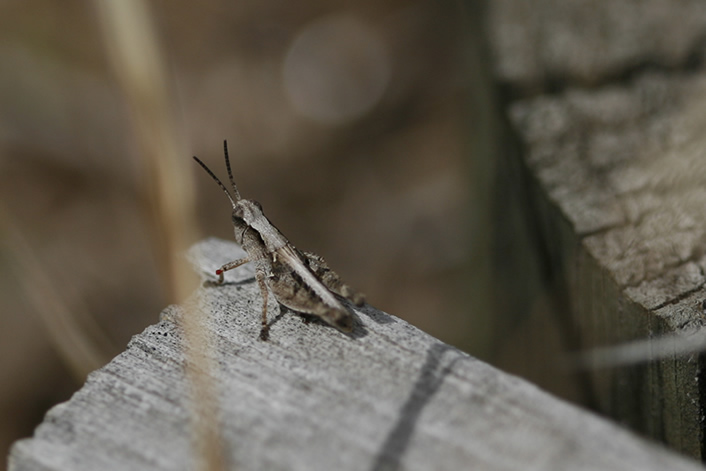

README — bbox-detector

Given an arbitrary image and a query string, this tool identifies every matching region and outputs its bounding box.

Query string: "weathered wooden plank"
[8,238,705,470]
[507,72,706,457]
[487,0,706,458]
[488,0,706,92]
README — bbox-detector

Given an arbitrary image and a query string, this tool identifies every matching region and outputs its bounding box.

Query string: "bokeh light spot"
[283,14,390,126]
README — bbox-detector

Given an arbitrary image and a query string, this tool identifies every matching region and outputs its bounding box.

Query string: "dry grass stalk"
[94,2,226,469]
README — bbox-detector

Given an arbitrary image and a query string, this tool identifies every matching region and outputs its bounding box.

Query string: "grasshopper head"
[231,200,263,243]
[232,199,264,226]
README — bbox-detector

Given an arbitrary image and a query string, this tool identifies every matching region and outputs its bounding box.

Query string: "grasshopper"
[193,142,365,340]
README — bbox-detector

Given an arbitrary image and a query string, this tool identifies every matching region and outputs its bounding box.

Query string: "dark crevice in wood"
[646,283,706,312]
[499,33,706,103]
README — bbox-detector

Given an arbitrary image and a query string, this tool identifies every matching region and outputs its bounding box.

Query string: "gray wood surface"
[488,0,706,91]
[487,0,706,459]
[8,238,705,471]
[506,72,706,458]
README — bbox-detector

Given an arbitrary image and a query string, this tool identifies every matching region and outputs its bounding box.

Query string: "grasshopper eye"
[252,200,263,211]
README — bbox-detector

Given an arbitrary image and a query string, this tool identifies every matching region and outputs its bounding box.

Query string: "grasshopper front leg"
[215,257,250,284]
[216,256,272,340]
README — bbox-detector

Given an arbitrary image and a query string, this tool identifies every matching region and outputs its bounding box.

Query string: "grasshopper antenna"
[222,140,241,200]
[193,155,237,209]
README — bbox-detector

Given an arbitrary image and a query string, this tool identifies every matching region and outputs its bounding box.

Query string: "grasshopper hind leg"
[300,250,366,306]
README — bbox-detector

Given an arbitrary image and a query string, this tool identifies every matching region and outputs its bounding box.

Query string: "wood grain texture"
[488,0,706,92]
[8,238,704,471]
[487,0,706,459]
[508,72,706,457]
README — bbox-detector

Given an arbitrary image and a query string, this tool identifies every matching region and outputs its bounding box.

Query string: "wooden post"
[489,0,706,458]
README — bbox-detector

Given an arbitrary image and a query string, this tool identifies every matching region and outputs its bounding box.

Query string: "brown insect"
[193,141,365,340]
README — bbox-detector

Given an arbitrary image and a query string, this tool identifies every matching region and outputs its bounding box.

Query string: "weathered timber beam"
[488,0,706,459]
[8,238,704,471]
[507,71,706,458]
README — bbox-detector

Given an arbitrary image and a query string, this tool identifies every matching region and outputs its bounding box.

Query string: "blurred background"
[0,0,497,465]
